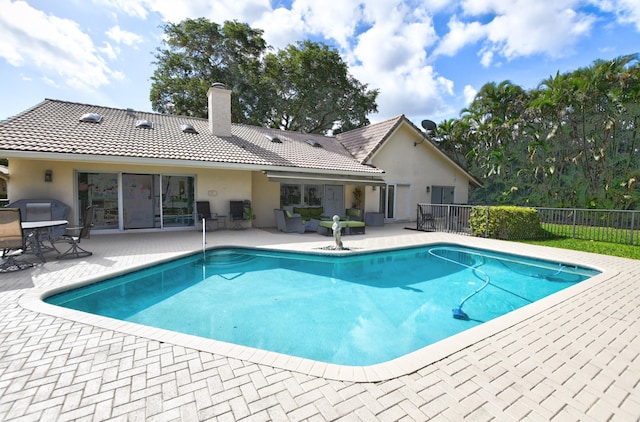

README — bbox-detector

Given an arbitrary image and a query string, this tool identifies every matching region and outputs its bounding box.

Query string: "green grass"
[541,222,638,246]
[520,237,640,260]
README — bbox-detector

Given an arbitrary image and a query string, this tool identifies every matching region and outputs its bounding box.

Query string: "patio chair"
[53,205,95,260]
[230,200,254,229]
[417,206,436,231]
[0,208,33,271]
[196,201,222,231]
[274,209,305,233]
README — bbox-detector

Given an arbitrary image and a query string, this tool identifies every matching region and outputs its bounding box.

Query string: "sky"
[1,0,639,127]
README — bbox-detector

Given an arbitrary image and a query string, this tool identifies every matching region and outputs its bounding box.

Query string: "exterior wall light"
[45,170,52,182]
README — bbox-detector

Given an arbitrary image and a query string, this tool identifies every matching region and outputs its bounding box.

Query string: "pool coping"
[19,239,614,383]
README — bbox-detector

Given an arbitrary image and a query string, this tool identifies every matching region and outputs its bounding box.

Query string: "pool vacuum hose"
[428,247,491,320]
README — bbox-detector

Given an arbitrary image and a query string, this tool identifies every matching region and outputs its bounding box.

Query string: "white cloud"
[252,6,305,49]
[463,84,477,105]
[99,42,119,60]
[0,0,123,92]
[434,16,486,57]
[590,0,640,30]
[106,25,143,46]
[41,76,61,88]
[290,0,364,49]
[438,0,597,65]
[348,2,448,121]
[91,0,150,19]
[104,0,271,24]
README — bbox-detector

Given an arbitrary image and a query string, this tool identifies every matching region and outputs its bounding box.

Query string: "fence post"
[631,211,636,245]
[572,208,577,239]
[485,206,490,238]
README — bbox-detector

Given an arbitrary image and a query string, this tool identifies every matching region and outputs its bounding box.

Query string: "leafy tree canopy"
[150,19,378,134]
[436,54,640,210]
[150,19,266,122]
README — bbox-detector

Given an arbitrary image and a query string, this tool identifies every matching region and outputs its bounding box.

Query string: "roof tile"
[0,99,383,175]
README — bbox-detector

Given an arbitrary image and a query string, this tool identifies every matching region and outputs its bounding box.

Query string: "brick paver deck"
[0,225,638,421]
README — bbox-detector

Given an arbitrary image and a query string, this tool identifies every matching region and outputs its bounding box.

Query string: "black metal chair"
[229,200,246,229]
[196,201,222,231]
[53,205,95,260]
[417,205,436,231]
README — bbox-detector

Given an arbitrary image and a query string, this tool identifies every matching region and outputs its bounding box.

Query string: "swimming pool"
[44,244,599,367]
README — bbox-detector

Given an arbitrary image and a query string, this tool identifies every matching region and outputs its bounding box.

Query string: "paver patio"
[0,224,638,421]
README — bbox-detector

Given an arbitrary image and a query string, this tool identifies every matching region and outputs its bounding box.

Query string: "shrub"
[470,206,544,239]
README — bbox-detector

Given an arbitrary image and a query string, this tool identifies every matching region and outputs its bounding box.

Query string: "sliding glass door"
[77,171,195,230]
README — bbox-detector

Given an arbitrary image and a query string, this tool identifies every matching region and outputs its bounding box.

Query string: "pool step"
[201,251,257,266]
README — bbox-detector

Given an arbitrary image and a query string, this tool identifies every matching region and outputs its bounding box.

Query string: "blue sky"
[1,0,639,127]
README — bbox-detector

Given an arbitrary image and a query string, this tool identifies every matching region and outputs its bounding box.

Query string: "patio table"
[21,220,68,262]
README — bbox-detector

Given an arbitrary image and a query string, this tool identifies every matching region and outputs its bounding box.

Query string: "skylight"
[181,124,198,134]
[79,113,102,123]
[306,139,322,148]
[136,119,153,129]
[266,134,282,143]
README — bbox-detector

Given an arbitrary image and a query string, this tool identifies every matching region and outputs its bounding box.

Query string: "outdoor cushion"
[293,207,323,221]
[346,208,363,220]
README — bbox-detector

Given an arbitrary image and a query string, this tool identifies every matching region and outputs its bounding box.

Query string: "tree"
[258,41,377,134]
[438,54,640,209]
[150,20,378,134]
[150,19,266,121]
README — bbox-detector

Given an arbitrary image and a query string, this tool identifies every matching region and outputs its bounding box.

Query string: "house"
[0,83,480,232]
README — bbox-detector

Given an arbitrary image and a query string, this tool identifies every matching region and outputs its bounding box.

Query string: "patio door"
[380,183,410,221]
[122,173,156,229]
[323,185,344,217]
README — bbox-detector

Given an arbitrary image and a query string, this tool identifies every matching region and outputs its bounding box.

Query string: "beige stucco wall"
[251,171,280,228]
[8,160,76,218]
[369,123,471,221]
[8,158,258,226]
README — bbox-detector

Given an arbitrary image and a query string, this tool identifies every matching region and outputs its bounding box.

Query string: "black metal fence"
[416,203,640,246]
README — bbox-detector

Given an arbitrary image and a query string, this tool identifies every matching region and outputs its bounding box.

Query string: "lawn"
[521,237,640,260]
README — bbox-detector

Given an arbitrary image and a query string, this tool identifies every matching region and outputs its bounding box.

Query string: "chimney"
[207,82,231,137]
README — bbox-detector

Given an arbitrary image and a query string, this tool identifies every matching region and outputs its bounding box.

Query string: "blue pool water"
[45,244,599,366]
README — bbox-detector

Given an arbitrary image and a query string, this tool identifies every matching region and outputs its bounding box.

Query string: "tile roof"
[339,114,483,187]
[0,99,383,175]
[337,115,404,163]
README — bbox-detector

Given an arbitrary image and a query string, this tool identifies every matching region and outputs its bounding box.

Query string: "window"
[304,185,323,206]
[77,172,119,229]
[162,175,195,227]
[281,184,325,207]
[280,184,301,206]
